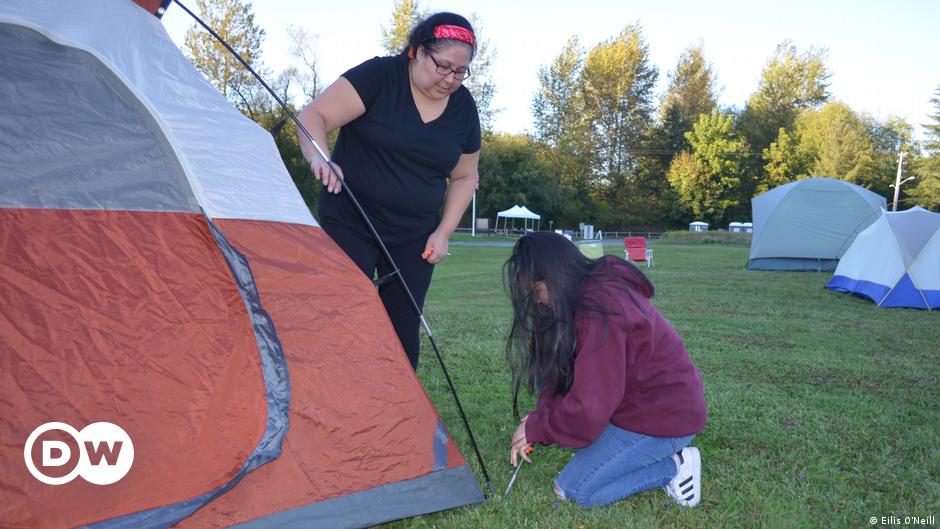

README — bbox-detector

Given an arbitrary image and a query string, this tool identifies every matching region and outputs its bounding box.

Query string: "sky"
[161,0,940,140]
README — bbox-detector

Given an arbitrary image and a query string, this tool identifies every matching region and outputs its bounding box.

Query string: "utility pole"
[890,151,915,211]
[892,152,905,211]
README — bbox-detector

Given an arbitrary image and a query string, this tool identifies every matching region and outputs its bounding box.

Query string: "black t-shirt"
[318,55,481,245]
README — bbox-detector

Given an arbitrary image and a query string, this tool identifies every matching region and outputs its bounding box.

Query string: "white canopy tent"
[495,204,541,233]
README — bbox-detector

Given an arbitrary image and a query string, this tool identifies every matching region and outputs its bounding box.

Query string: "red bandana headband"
[433,24,475,47]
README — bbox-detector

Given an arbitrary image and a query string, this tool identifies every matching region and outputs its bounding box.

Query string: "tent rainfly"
[0,1,483,528]
[495,204,540,232]
[826,206,940,309]
[746,177,886,271]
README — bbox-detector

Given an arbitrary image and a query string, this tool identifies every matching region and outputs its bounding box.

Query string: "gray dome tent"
[746,178,886,271]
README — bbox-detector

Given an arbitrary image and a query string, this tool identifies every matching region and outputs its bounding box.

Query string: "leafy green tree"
[665,151,704,218]
[667,110,749,225]
[184,0,268,118]
[380,0,425,55]
[760,106,916,204]
[531,36,589,189]
[639,43,719,227]
[636,105,688,225]
[579,24,658,181]
[796,101,875,185]
[529,37,621,227]
[911,161,940,211]
[575,25,659,229]
[532,37,584,150]
[659,43,718,152]
[866,116,917,203]
[909,87,940,210]
[760,127,812,193]
[740,40,830,153]
[476,134,572,227]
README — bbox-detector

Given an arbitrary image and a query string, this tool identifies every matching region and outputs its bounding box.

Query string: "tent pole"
[173,0,494,496]
[471,191,476,237]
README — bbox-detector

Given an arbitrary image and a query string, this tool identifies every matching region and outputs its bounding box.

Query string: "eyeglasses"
[427,53,471,81]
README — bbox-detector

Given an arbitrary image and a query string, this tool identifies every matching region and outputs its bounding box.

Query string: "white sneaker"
[665,447,701,507]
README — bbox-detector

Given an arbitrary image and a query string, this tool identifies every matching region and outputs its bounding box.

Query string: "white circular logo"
[24,421,134,485]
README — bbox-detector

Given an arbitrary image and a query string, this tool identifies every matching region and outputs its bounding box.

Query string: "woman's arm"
[296,77,366,194]
[423,150,480,264]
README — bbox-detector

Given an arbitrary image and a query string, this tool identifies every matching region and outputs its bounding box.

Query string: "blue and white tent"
[826,207,940,310]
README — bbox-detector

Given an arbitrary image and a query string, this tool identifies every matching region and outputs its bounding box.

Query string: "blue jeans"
[555,424,694,507]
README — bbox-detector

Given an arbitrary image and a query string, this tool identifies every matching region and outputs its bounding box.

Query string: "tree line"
[183,0,940,231]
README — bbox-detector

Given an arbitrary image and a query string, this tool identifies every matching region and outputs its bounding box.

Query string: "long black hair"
[503,232,654,419]
[400,12,476,60]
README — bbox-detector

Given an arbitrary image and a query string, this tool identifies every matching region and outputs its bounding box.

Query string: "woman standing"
[505,233,707,508]
[298,13,480,370]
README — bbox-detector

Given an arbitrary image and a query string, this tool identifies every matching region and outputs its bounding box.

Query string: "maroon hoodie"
[525,256,707,448]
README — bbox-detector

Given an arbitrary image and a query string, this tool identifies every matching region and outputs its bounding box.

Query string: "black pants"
[322,220,433,370]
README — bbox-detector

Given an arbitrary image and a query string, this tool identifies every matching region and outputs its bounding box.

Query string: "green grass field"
[388,242,939,529]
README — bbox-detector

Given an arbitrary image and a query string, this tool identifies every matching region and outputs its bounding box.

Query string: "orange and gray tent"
[0,1,483,528]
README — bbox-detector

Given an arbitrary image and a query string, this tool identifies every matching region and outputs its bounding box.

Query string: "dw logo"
[23,422,134,485]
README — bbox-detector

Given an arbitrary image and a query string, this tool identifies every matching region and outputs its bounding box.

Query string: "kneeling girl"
[505,233,707,507]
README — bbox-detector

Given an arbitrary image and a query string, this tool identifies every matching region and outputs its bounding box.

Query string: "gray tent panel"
[745,257,840,272]
[749,180,792,239]
[886,208,940,264]
[747,178,885,271]
[231,465,484,529]
[0,24,197,212]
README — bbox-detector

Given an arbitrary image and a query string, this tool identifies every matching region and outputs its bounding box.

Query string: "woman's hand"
[309,156,344,194]
[297,77,364,193]
[509,415,532,467]
[423,230,449,264]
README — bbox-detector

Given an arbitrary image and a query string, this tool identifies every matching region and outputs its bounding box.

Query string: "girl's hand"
[309,157,344,194]
[509,415,532,467]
